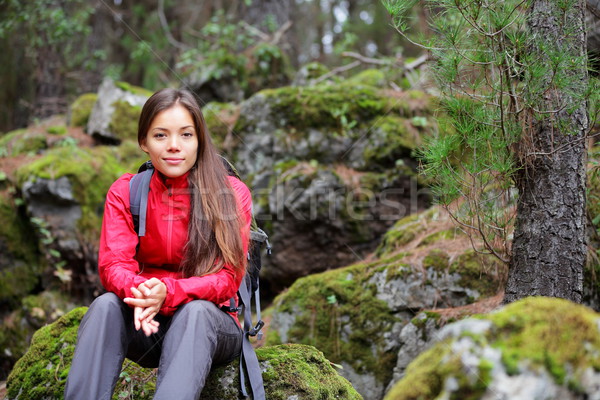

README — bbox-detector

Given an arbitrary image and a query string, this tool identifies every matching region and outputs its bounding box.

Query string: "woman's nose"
[166,135,180,151]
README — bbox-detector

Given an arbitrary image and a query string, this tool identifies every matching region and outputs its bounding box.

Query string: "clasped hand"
[124,278,167,336]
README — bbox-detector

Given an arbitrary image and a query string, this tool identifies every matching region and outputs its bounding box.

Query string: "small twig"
[157,0,190,50]
[270,21,293,45]
[313,60,361,84]
[341,51,391,66]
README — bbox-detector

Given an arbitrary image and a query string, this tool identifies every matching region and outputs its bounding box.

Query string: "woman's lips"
[163,158,184,165]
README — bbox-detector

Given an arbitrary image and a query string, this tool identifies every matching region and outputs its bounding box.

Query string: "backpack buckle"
[220,305,242,313]
[248,320,265,338]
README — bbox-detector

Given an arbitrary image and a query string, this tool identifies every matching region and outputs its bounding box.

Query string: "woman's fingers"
[133,306,142,331]
[140,318,159,336]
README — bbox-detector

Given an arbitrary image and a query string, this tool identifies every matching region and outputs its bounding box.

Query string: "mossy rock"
[422,249,450,270]
[108,100,143,142]
[237,81,433,134]
[346,69,388,88]
[292,62,332,86]
[361,115,421,170]
[202,344,362,400]
[6,308,361,400]
[114,81,153,98]
[6,307,85,399]
[267,257,405,386]
[385,297,600,400]
[449,250,502,299]
[87,78,150,142]
[375,211,428,257]
[46,125,67,135]
[15,146,128,241]
[0,191,41,305]
[68,93,98,127]
[0,129,47,157]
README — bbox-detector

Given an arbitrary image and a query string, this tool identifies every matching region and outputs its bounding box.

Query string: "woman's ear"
[140,141,149,153]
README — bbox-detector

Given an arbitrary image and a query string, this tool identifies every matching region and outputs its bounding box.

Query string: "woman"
[65,88,252,400]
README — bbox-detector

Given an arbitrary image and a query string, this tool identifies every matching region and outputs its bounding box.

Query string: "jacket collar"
[152,170,190,189]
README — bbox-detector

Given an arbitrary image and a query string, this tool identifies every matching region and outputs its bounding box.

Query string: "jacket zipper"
[167,185,173,262]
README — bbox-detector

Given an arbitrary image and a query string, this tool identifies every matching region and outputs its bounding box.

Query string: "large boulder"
[15,145,146,301]
[385,297,600,400]
[86,78,151,143]
[266,206,503,400]
[231,77,436,293]
[6,308,362,400]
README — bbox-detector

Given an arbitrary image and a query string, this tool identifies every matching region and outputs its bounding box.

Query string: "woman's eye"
[183,132,194,137]
[153,133,166,139]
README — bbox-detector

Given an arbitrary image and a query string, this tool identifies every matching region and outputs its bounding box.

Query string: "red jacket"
[98,171,252,317]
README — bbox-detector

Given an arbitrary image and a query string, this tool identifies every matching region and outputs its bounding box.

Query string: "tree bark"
[504,0,589,303]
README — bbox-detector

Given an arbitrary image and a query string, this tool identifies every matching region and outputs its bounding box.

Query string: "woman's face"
[140,103,199,178]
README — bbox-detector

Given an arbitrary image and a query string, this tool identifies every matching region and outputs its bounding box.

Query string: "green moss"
[109,100,143,142]
[16,146,128,241]
[0,192,42,304]
[480,297,600,384]
[267,257,402,384]
[362,115,419,169]
[0,129,47,157]
[46,125,67,135]
[203,344,361,400]
[6,307,86,399]
[299,62,331,81]
[422,249,450,270]
[383,338,490,400]
[375,213,425,256]
[384,341,456,400]
[420,229,458,246]
[251,83,416,133]
[448,250,501,298]
[114,81,153,97]
[69,93,98,127]
[347,69,387,88]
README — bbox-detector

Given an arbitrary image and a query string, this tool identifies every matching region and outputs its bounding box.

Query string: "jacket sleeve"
[98,175,147,299]
[158,176,252,316]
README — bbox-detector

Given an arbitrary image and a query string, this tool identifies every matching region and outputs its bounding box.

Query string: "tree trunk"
[504,0,589,303]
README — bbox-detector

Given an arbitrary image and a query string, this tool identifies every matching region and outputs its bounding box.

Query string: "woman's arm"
[158,176,253,315]
[98,175,147,299]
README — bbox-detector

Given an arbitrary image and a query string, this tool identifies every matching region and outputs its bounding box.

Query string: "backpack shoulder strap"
[129,163,154,237]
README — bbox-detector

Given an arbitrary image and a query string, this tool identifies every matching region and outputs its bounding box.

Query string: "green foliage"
[0,0,96,85]
[176,12,290,98]
[384,0,596,263]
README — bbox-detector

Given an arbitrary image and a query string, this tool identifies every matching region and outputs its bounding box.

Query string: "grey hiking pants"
[64,292,243,400]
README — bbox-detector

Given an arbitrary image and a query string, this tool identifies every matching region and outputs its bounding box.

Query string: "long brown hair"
[138,88,247,278]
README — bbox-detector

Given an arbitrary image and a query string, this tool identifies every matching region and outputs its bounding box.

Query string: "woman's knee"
[174,300,216,319]
[86,292,126,319]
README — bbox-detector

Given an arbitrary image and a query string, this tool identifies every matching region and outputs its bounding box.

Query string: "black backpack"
[128,159,271,399]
